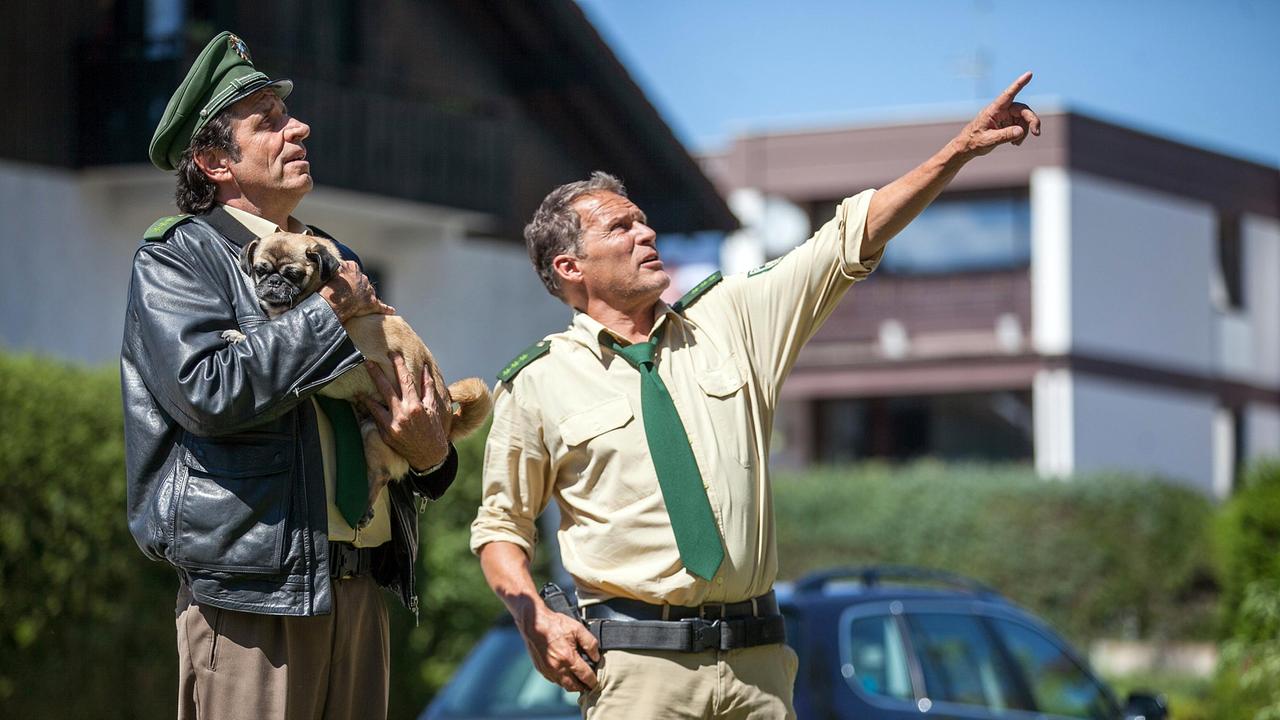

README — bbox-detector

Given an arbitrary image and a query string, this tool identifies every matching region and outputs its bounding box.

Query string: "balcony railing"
[74,38,511,217]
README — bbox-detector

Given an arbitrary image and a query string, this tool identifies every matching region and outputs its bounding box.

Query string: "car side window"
[841,614,914,701]
[904,612,1033,712]
[991,618,1114,720]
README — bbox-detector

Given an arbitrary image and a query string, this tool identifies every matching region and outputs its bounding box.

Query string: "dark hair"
[523,171,626,299]
[174,112,240,215]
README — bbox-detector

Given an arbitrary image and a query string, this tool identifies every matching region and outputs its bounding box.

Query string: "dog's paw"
[356,506,376,530]
[221,329,247,344]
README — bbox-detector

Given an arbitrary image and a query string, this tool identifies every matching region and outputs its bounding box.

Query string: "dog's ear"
[239,239,260,277]
[307,243,341,284]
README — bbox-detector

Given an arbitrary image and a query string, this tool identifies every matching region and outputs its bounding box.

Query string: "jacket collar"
[200,205,259,249]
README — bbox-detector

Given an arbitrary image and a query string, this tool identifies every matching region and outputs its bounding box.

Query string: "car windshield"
[430,625,578,718]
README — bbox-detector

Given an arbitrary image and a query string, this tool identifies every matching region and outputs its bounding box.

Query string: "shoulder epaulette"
[143,214,193,242]
[496,339,552,383]
[672,271,723,314]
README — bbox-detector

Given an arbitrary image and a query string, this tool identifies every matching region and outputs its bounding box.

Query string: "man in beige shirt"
[471,73,1041,718]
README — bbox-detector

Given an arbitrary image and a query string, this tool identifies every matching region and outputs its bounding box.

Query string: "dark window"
[1217,212,1244,310]
[990,618,1115,719]
[878,193,1031,275]
[841,614,914,701]
[903,613,1032,712]
[815,391,1033,464]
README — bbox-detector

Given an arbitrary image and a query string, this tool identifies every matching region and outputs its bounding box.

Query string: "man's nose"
[637,223,658,245]
[284,117,310,143]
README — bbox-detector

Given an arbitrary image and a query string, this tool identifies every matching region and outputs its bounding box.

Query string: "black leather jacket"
[121,206,456,617]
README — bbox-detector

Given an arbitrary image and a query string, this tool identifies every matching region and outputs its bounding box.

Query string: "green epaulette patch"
[143,214,193,242]
[747,257,782,277]
[496,340,551,383]
[672,271,723,314]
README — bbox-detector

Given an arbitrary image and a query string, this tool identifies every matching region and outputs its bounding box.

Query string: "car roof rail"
[793,565,1001,597]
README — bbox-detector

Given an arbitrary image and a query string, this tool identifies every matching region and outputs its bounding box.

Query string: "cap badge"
[227,34,251,62]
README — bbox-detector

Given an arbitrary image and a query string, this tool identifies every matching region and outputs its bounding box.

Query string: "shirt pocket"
[559,395,634,447]
[556,395,649,511]
[696,356,754,468]
[170,432,293,574]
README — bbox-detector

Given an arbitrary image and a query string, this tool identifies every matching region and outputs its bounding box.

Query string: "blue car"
[422,566,1166,720]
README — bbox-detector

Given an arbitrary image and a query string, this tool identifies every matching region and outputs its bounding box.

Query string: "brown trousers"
[176,575,389,720]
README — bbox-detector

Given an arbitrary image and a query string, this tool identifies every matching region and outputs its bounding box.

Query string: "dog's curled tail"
[447,377,493,441]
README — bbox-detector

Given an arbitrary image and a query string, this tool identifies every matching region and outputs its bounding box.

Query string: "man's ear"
[551,253,583,288]
[192,147,234,183]
[239,239,260,277]
[307,244,341,284]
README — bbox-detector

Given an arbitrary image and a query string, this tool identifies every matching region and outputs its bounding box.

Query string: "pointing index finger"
[993,71,1033,107]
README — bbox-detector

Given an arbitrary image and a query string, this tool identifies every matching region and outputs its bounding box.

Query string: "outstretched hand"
[953,71,1041,158]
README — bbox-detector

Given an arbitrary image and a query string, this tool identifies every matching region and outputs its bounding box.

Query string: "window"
[904,613,1032,712]
[841,614,914,701]
[991,618,1114,719]
[815,391,1034,464]
[878,194,1031,275]
[1215,212,1244,310]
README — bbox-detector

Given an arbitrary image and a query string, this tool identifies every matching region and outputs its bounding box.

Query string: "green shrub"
[0,354,176,719]
[1212,461,1280,719]
[773,461,1218,645]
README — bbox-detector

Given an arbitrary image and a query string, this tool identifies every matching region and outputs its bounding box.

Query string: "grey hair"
[524,171,627,299]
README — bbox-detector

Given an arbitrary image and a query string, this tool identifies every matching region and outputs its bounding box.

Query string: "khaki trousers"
[580,643,799,719]
[176,575,389,720]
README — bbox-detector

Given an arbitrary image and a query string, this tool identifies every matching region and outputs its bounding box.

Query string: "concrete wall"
[0,160,568,384]
[1070,374,1217,492]
[1066,170,1216,372]
[0,162,172,364]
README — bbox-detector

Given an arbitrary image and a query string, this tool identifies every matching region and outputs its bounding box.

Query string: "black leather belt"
[329,542,374,580]
[583,591,779,622]
[581,591,785,652]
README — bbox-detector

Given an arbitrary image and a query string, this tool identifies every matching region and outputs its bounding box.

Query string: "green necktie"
[607,329,725,580]
[313,396,369,528]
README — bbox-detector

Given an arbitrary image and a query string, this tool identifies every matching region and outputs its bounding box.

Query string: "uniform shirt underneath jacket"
[221,205,391,547]
[471,189,880,607]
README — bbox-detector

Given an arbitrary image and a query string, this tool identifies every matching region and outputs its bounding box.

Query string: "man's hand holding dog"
[361,353,451,472]
[320,260,395,322]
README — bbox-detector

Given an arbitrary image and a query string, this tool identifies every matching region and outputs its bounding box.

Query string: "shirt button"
[716,577,723,584]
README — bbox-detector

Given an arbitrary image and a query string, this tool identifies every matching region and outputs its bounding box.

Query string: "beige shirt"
[470,190,879,606]
[220,204,391,547]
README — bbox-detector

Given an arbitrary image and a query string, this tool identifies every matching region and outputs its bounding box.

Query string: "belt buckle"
[684,617,722,652]
[699,603,727,620]
[332,544,357,580]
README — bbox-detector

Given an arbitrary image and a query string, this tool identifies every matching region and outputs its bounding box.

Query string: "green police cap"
[148,31,293,171]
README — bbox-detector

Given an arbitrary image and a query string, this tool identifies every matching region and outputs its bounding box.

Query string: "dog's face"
[239,232,341,317]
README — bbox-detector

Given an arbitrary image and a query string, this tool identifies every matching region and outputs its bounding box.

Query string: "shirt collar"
[219,203,311,239]
[569,302,677,360]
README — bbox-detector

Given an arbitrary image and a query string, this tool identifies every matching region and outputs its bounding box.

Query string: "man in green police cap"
[122,31,459,719]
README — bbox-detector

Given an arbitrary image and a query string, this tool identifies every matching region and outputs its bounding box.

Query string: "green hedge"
[0,354,177,718]
[773,462,1218,644]
[1211,461,1280,719]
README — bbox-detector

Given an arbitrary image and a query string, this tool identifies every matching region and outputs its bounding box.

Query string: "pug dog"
[227,231,492,524]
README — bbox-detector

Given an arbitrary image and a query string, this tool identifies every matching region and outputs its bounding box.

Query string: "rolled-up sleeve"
[720,189,879,396]
[470,383,553,559]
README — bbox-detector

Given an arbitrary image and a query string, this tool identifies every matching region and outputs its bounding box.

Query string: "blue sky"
[576,0,1280,167]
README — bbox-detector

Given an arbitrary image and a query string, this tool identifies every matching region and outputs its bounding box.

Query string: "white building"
[701,111,1280,497]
